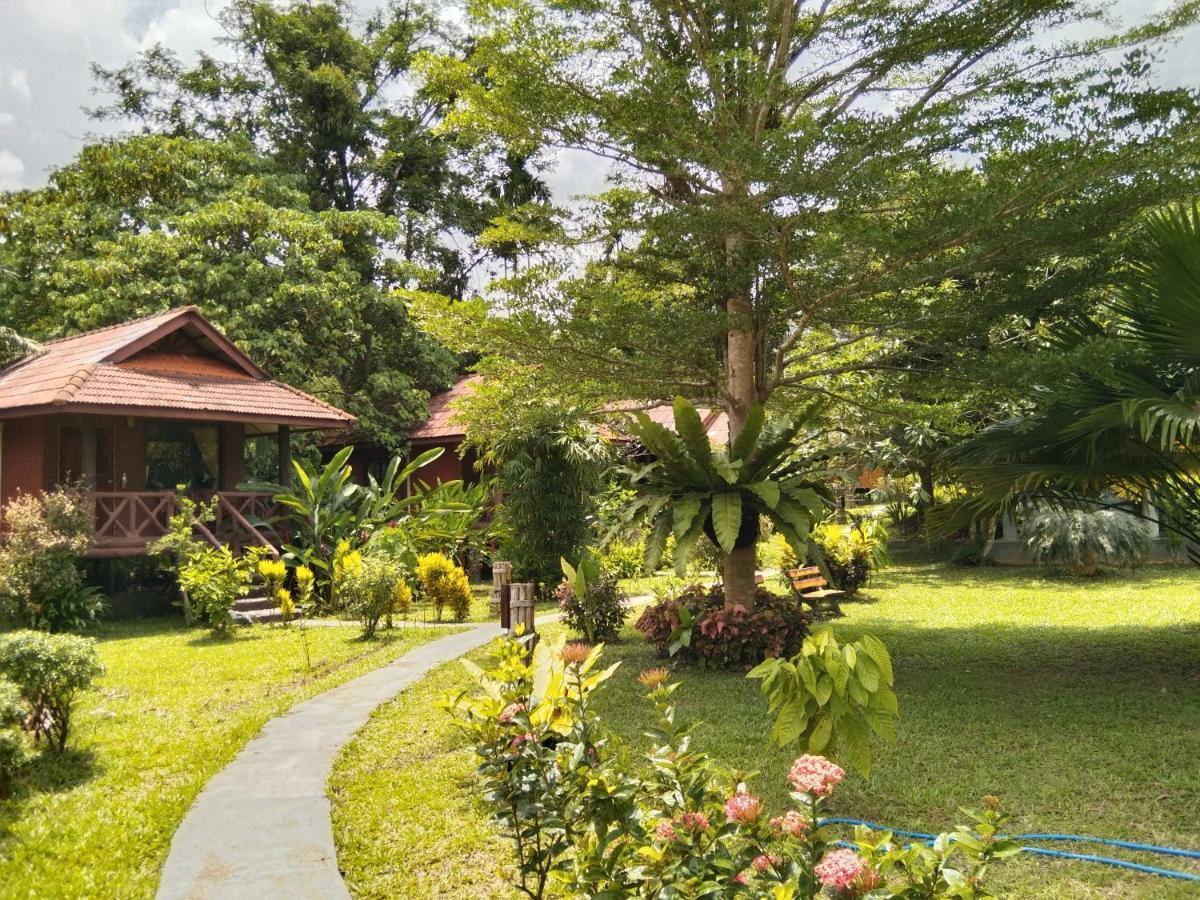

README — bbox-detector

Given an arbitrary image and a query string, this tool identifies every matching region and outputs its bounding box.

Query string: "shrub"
[556,558,628,642]
[597,537,644,579]
[447,634,1017,899]
[634,584,809,668]
[178,547,250,633]
[1024,505,1152,575]
[339,553,411,637]
[416,552,472,622]
[789,516,890,596]
[0,486,103,632]
[0,677,27,785]
[749,628,899,778]
[0,630,103,751]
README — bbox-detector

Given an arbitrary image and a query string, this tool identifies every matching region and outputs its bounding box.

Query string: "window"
[145,422,221,491]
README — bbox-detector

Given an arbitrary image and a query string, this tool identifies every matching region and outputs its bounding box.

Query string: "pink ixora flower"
[675,810,711,832]
[655,821,678,842]
[508,731,536,751]
[732,872,748,886]
[724,790,763,825]
[769,810,809,838]
[752,853,781,874]
[498,702,527,724]
[815,849,870,892]
[787,754,845,798]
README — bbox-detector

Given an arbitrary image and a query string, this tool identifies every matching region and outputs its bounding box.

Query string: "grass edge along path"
[0,619,460,899]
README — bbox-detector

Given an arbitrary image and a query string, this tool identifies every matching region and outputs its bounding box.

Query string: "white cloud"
[5,68,31,100]
[0,113,15,127]
[0,150,27,190]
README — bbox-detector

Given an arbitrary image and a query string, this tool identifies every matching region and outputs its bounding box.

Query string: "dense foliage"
[1023,506,1152,576]
[0,486,103,632]
[0,136,456,448]
[459,374,613,594]
[0,678,27,785]
[338,552,413,638]
[556,556,628,643]
[0,631,103,752]
[446,634,1016,898]
[634,584,809,669]
[750,629,899,778]
[946,204,1200,561]
[416,552,472,623]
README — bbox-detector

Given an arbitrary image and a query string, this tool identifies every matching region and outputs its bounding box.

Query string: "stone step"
[232,595,277,612]
[233,607,284,626]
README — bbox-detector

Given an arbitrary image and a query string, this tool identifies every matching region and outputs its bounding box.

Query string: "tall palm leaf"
[942,203,1200,558]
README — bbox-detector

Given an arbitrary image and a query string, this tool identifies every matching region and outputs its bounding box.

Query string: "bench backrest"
[787,566,827,592]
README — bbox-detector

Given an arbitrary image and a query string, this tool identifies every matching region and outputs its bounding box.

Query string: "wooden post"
[277,425,292,487]
[499,582,511,630]
[509,582,538,659]
[490,560,512,615]
[80,417,97,488]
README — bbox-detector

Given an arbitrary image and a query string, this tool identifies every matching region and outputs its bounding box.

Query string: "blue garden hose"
[819,817,1200,883]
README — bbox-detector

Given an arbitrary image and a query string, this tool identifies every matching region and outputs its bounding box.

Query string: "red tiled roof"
[407,375,728,445]
[408,375,482,440]
[0,307,355,429]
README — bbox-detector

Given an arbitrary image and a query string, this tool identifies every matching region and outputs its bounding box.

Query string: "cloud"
[0,113,15,127]
[0,150,26,190]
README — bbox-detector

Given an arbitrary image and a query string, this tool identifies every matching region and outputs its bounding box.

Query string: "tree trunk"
[723,223,759,611]
[723,545,757,609]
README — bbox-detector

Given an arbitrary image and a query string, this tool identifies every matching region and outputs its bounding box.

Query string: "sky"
[0,0,1197,198]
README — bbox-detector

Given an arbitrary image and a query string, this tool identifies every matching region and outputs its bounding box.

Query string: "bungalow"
[0,306,355,556]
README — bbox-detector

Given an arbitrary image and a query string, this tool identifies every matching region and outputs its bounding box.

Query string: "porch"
[87,490,281,558]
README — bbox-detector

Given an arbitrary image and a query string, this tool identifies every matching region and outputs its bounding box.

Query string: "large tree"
[415,0,1200,606]
[0,135,455,446]
[90,0,515,295]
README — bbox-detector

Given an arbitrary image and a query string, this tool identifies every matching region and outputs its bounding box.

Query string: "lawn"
[0,618,456,899]
[331,558,1200,898]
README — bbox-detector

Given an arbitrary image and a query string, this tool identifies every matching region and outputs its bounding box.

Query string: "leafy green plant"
[557,555,628,642]
[634,584,809,668]
[250,445,448,598]
[749,628,899,778]
[178,548,250,634]
[1023,505,1152,576]
[596,536,644,580]
[0,677,28,785]
[338,553,410,638]
[0,630,104,751]
[416,552,472,622]
[0,485,103,632]
[621,397,833,610]
[447,633,1012,899]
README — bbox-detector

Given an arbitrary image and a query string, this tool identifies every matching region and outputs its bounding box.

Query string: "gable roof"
[407,375,729,445]
[0,307,355,429]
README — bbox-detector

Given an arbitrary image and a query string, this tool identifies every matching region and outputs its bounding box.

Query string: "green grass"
[332,560,1200,898]
[0,618,455,899]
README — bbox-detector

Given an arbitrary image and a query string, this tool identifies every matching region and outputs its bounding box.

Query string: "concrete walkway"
[156,624,501,900]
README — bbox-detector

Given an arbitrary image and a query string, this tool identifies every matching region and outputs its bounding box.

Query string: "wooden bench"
[786,566,845,619]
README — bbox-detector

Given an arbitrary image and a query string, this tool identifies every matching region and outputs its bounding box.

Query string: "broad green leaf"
[809,712,832,753]
[644,508,672,570]
[731,403,765,461]
[772,697,808,746]
[710,492,742,552]
[673,396,715,472]
[672,495,703,540]
[746,480,780,508]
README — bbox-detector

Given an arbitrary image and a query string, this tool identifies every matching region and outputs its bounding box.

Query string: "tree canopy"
[412,0,1200,601]
[0,134,454,447]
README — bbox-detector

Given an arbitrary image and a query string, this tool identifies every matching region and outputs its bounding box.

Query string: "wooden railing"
[86,491,280,558]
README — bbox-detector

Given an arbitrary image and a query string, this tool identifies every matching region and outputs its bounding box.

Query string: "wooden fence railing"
[86,491,280,558]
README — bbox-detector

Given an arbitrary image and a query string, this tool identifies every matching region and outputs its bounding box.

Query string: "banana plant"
[620,397,834,593]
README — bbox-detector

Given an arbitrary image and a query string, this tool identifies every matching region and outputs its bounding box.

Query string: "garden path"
[155,624,501,900]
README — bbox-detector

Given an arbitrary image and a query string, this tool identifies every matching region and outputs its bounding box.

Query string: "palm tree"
[944,203,1200,560]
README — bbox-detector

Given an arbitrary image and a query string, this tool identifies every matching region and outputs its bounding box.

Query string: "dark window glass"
[145,422,221,490]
